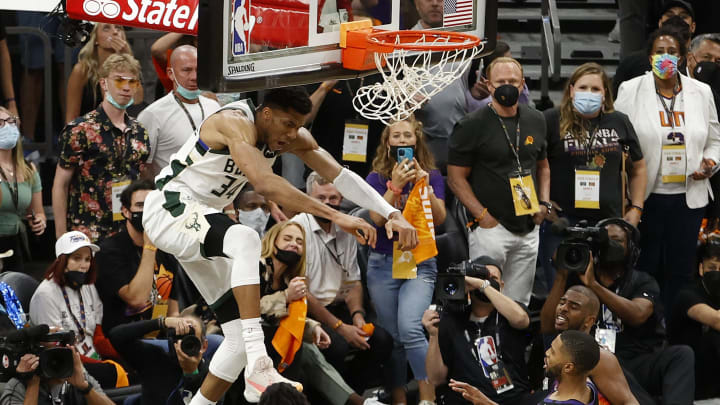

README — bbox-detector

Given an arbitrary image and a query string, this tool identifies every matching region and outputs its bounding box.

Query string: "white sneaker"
[243,356,303,403]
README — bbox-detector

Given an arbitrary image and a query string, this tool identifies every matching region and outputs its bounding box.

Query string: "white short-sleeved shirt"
[138,92,221,169]
[291,213,361,306]
[29,279,103,358]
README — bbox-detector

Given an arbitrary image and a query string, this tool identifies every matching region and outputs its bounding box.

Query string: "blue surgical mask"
[175,80,202,100]
[0,124,20,150]
[572,91,603,115]
[106,91,134,110]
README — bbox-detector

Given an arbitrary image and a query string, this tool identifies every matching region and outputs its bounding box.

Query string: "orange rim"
[366,30,481,53]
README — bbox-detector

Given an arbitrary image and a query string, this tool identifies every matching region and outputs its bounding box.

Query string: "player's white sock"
[189,391,216,405]
[241,317,267,375]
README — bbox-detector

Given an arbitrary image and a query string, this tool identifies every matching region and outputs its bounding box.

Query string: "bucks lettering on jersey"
[155,100,277,211]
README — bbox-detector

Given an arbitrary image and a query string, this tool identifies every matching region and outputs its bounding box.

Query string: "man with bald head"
[138,45,221,175]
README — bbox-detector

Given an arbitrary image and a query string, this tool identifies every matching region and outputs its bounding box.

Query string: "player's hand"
[268,200,288,222]
[286,277,307,302]
[312,325,331,349]
[334,213,377,248]
[449,379,497,405]
[384,212,418,250]
[422,309,440,337]
[337,324,370,350]
[391,160,417,189]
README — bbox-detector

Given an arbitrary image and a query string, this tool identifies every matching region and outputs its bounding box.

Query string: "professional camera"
[435,259,497,313]
[0,325,75,379]
[167,325,201,357]
[553,217,633,273]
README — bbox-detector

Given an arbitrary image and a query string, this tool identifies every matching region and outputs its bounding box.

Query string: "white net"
[352,32,482,125]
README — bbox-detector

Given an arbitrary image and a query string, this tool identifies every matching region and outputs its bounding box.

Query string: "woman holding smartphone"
[365,115,446,405]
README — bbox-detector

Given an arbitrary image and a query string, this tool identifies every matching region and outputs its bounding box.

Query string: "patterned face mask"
[652,53,679,80]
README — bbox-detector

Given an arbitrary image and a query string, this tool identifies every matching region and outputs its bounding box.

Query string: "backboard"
[198,0,497,92]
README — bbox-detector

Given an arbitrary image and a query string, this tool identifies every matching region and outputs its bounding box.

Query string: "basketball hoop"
[343,29,482,125]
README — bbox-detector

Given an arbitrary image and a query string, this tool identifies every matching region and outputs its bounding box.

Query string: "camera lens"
[566,247,583,267]
[181,336,202,357]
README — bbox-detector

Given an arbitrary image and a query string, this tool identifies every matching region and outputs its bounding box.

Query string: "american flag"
[443,0,474,27]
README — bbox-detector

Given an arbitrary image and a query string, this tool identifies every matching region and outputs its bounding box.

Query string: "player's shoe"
[244,356,303,403]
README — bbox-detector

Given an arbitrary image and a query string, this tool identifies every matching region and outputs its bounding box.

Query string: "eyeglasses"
[111,76,140,89]
[0,116,19,127]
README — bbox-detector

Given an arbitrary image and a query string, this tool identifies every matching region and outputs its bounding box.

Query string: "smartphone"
[397,147,414,163]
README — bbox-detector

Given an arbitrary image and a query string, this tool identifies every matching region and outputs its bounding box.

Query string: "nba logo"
[232,0,255,56]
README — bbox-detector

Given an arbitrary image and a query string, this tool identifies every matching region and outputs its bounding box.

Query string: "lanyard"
[582,114,602,166]
[489,104,523,173]
[174,94,205,132]
[61,286,87,340]
[655,81,680,131]
[0,166,18,209]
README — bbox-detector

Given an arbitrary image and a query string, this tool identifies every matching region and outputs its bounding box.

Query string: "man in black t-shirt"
[95,180,180,335]
[573,220,694,405]
[448,57,549,306]
[669,240,720,399]
[422,257,533,405]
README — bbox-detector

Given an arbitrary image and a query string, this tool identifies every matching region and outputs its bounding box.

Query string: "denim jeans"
[366,252,437,388]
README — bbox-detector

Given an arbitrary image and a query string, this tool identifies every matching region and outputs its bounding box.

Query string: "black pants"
[637,194,704,317]
[0,234,24,273]
[695,330,720,399]
[83,361,120,389]
[619,345,695,405]
[319,303,393,394]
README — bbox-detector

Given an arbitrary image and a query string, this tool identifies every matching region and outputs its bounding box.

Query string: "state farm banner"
[66,0,199,35]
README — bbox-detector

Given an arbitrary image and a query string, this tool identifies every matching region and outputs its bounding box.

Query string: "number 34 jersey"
[154,99,277,210]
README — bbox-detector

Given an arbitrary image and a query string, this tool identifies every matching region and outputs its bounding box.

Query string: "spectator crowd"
[1,0,720,405]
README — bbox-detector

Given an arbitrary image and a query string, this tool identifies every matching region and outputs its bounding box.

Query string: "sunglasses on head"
[111,76,140,89]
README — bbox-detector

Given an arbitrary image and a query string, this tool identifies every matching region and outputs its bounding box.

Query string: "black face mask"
[314,203,341,225]
[493,84,520,107]
[126,211,144,232]
[473,278,501,303]
[65,271,87,290]
[389,145,416,162]
[702,271,720,303]
[598,239,628,269]
[275,248,301,267]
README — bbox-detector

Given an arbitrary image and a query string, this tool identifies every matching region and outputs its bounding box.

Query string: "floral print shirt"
[58,105,149,242]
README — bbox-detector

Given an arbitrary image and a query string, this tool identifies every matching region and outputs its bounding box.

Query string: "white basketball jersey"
[155,99,277,210]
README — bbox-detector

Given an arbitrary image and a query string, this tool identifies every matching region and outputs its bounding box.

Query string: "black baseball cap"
[660,0,695,21]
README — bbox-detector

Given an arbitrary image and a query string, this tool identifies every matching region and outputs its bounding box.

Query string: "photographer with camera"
[1,345,113,405]
[108,315,208,405]
[421,257,532,405]
[551,218,694,405]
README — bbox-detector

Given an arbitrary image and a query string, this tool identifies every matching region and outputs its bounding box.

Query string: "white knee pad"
[223,224,262,287]
[208,319,248,382]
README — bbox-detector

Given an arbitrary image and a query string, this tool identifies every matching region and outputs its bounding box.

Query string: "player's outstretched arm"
[292,128,419,250]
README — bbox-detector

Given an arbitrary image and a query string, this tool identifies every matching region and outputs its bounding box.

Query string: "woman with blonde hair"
[0,106,45,272]
[539,62,647,289]
[65,23,143,122]
[258,221,378,405]
[365,115,446,405]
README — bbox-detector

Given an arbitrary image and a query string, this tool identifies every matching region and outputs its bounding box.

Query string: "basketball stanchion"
[341,22,483,125]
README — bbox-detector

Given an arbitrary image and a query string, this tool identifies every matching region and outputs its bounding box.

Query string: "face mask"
[0,124,20,150]
[175,80,202,100]
[314,203,341,225]
[64,271,87,290]
[127,211,144,232]
[275,247,301,267]
[598,239,628,269]
[106,90,134,110]
[237,208,270,235]
[702,271,720,303]
[388,145,416,162]
[572,91,603,115]
[492,84,520,107]
[651,53,679,80]
[473,278,501,303]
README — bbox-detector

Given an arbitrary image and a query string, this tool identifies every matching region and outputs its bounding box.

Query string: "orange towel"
[402,178,438,263]
[272,298,307,373]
